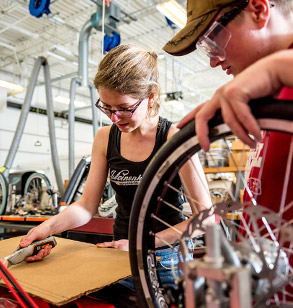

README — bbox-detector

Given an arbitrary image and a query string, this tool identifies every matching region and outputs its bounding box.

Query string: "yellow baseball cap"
[163,0,239,56]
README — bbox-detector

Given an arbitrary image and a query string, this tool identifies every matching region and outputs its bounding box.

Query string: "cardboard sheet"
[0,236,131,306]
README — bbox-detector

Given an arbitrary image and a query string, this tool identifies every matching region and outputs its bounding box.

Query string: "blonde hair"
[94,44,161,117]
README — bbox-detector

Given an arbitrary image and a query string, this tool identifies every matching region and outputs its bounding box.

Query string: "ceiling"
[0,0,232,122]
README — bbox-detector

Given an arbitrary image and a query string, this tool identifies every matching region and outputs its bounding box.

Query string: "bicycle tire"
[129,98,293,308]
[60,155,91,206]
[0,172,8,215]
[24,172,52,201]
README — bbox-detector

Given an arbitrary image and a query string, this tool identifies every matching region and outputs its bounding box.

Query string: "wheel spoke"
[279,136,293,220]
[150,231,176,250]
[158,195,188,216]
[130,104,293,307]
[151,214,183,236]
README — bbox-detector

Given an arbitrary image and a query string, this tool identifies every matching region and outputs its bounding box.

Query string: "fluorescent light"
[52,45,74,56]
[88,59,98,66]
[157,0,187,29]
[47,15,66,25]
[13,26,39,39]
[55,95,87,108]
[158,54,165,59]
[0,80,24,91]
[0,41,15,50]
[2,2,20,14]
[0,20,39,38]
[47,51,66,61]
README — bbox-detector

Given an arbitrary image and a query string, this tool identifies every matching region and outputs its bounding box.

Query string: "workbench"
[0,216,114,244]
[0,236,130,307]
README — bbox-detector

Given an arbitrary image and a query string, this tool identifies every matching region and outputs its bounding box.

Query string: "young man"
[163,0,293,301]
[167,0,293,151]
[163,0,293,214]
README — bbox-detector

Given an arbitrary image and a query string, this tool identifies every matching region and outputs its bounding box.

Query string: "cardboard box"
[229,151,249,167]
[0,236,131,306]
[229,139,250,167]
[239,189,244,203]
[230,140,250,151]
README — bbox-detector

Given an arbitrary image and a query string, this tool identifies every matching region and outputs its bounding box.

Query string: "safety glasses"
[196,1,249,61]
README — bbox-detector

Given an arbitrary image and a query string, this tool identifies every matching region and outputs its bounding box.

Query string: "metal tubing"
[205,224,223,308]
[78,20,92,88]
[68,77,81,178]
[230,267,252,308]
[183,262,196,308]
[88,82,98,136]
[220,231,241,267]
[37,72,78,87]
[3,57,44,178]
[43,59,64,196]
[205,224,222,264]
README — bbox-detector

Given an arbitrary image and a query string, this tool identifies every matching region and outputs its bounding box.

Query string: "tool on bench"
[1,236,57,269]
[0,237,56,307]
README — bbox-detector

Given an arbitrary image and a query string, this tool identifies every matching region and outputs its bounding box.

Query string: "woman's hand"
[96,239,129,251]
[19,226,52,262]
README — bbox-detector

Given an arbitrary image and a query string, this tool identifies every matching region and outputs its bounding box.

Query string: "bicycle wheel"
[129,98,293,308]
[61,155,91,206]
[0,172,8,215]
[24,172,52,207]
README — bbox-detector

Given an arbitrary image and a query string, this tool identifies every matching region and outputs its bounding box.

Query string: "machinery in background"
[60,155,91,209]
[0,170,59,216]
[0,1,130,217]
[98,194,117,218]
[0,56,64,216]
[29,0,51,18]
[60,155,115,216]
[4,171,58,216]
[67,1,122,179]
[0,154,114,217]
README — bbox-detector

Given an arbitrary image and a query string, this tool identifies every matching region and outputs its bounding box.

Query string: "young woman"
[19,44,212,307]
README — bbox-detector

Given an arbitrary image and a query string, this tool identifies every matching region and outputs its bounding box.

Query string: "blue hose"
[29,0,51,18]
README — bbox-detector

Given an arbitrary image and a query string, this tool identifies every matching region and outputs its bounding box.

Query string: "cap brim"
[163,10,219,56]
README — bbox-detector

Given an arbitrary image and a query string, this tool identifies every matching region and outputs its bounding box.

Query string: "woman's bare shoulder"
[167,123,179,140]
[94,125,113,139]
[92,125,112,154]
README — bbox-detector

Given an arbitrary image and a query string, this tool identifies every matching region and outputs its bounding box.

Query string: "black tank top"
[107,117,185,240]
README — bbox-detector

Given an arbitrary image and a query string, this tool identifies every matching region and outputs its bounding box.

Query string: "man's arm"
[178,49,293,151]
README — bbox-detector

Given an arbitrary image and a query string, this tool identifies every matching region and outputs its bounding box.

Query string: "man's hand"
[177,50,293,151]
[178,85,261,152]
[96,239,129,251]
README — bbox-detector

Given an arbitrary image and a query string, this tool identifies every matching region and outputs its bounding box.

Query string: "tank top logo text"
[110,169,142,186]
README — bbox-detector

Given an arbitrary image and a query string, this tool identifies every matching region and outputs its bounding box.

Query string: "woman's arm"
[19,126,111,260]
[155,125,213,247]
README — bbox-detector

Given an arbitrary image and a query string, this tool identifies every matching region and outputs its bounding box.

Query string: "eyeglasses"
[196,1,249,61]
[95,98,144,118]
